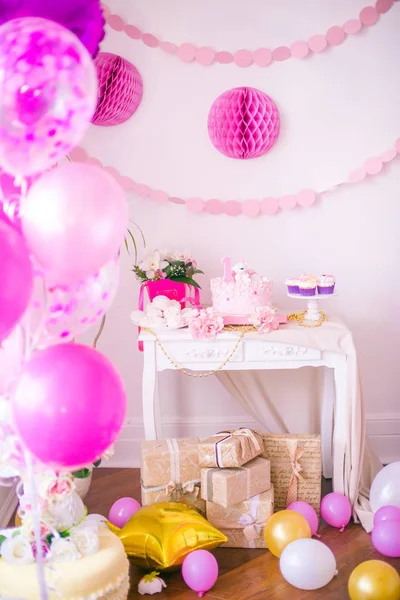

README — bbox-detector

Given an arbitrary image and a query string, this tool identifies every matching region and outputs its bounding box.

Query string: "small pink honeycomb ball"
[208,87,280,159]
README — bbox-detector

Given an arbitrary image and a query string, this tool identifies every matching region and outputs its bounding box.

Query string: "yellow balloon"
[264,510,311,557]
[348,560,400,600]
[106,502,227,571]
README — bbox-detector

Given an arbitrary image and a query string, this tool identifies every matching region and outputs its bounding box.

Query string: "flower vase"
[73,469,93,500]
[144,279,200,309]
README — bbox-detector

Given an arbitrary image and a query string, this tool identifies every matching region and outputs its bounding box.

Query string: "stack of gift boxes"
[140,430,322,549]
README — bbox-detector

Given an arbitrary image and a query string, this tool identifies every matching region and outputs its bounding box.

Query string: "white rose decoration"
[146,305,163,319]
[69,523,99,557]
[163,305,181,319]
[1,535,34,565]
[50,538,81,562]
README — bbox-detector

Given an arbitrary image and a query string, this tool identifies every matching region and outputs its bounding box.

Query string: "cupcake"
[285,277,300,294]
[317,274,335,295]
[299,276,317,296]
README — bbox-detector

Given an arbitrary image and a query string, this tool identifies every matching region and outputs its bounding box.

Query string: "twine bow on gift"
[165,480,199,501]
[213,428,262,468]
[286,440,305,507]
[238,513,265,542]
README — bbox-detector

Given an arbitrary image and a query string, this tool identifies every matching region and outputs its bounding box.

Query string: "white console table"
[139,324,353,481]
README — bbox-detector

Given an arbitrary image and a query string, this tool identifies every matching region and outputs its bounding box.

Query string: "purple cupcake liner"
[287,285,300,294]
[317,285,335,295]
[300,287,316,296]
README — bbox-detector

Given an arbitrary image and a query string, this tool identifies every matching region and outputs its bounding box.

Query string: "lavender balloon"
[0,0,105,57]
[108,498,141,529]
[182,550,219,598]
[0,220,33,344]
[374,506,400,527]
[372,520,400,558]
[320,493,352,532]
[0,17,97,176]
[287,501,320,537]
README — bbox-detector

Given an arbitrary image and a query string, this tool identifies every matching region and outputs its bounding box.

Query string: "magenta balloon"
[108,497,141,529]
[374,506,400,527]
[21,164,128,285]
[0,17,97,176]
[320,493,352,531]
[371,520,400,558]
[287,501,320,537]
[182,550,219,596]
[12,343,127,469]
[0,220,33,344]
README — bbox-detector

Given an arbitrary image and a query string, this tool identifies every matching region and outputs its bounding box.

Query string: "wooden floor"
[86,468,399,600]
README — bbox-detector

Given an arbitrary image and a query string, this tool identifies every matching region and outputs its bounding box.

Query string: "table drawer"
[245,342,321,361]
[158,340,244,364]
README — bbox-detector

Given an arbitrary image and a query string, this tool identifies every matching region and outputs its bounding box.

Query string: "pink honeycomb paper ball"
[92,52,143,127]
[208,87,280,159]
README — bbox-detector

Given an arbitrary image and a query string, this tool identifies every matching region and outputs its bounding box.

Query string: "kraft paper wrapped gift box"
[141,438,205,513]
[206,487,274,548]
[200,457,271,509]
[261,433,322,513]
[198,428,264,468]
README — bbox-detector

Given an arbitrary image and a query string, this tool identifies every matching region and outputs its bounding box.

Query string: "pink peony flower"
[47,479,72,497]
[188,308,224,340]
[249,306,279,334]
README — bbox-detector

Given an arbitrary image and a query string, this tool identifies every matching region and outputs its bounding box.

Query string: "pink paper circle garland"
[69,138,399,218]
[101,0,397,68]
[208,87,280,159]
[92,52,143,127]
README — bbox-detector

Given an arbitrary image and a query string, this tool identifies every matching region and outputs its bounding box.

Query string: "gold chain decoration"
[287,310,328,328]
[141,327,247,377]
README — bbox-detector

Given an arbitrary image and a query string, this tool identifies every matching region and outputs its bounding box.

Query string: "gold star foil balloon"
[106,502,227,570]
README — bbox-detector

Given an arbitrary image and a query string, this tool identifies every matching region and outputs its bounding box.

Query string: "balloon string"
[22,314,49,600]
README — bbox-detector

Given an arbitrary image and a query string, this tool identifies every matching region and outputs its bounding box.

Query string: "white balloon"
[370,462,400,513]
[85,514,108,528]
[280,538,337,590]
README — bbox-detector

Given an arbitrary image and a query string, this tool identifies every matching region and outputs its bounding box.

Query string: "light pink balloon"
[0,219,33,344]
[371,520,400,557]
[287,501,320,537]
[182,550,219,597]
[21,164,128,285]
[12,343,127,469]
[0,17,97,176]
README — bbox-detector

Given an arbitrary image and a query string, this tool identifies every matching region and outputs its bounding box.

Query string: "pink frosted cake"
[211,258,273,324]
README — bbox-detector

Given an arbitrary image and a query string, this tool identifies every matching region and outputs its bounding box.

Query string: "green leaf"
[45,534,54,546]
[12,530,21,538]
[129,221,146,249]
[126,228,138,263]
[194,269,204,275]
[93,459,102,468]
[72,468,91,479]
[170,276,201,289]
[0,535,6,549]
[124,237,129,254]
[60,530,71,538]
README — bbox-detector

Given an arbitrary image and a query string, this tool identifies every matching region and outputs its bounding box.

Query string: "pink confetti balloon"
[30,257,120,346]
[108,497,141,528]
[12,343,127,469]
[21,164,128,285]
[182,550,219,598]
[0,17,97,176]
[0,220,33,344]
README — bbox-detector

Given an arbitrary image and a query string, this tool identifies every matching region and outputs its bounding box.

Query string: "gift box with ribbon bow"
[261,433,321,513]
[206,488,274,548]
[198,428,263,469]
[141,438,204,512]
[200,457,271,509]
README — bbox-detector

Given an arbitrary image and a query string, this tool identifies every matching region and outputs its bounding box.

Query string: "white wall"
[80,0,400,466]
